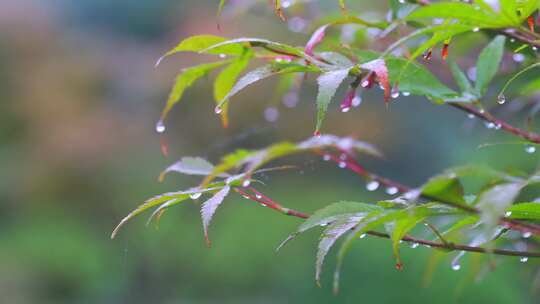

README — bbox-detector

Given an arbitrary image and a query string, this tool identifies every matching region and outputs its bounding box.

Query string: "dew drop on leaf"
[190,192,202,199]
[366,181,380,191]
[484,122,495,129]
[525,145,536,154]
[155,119,166,133]
[520,257,528,263]
[385,186,399,195]
[352,95,362,107]
[214,106,223,114]
[451,263,461,271]
[219,53,227,59]
[359,233,366,239]
[497,94,506,105]
[472,27,480,32]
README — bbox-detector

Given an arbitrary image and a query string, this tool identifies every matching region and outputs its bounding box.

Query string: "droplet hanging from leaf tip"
[497,94,506,105]
[313,130,321,137]
[395,262,403,271]
[391,83,399,99]
[214,105,223,114]
[156,119,166,133]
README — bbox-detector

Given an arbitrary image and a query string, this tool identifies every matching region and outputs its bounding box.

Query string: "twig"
[319,150,540,236]
[450,103,540,144]
[236,186,540,258]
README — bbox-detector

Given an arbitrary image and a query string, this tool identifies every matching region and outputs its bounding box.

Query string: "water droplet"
[510,38,515,42]
[484,122,495,129]
[533,46,538,51]
[360,233,367,238]
[338,161,347,168]
[472,27,480,32]
[366,181,380,191]
[341,106,350,113]
[361,80,370,88]
[494,123,502,130]
[505,211,512,217]
[190,192,202,199]
[479,108,485,114]
[320,222,329,227]
[497,94,506,104]
[410,242,419,249]
[520,257,528,263]
[391,91,400,99]
[398,0,405,3]
[467,114,475,119]
[451,263,461,271]
[260,203,267,207]
[402,91,411,96]
[522,231,532,238]
[352,95,362,107]
[255,194,262,199]
[155,120,166,133]
[385,186,399,195]
[242,195,250,199]
[525,145,536,154]
[395,263,403,271]
[214,106,223,114]
[242,180,251,187]
[323,154,331,161]
[313,130,321,137]
[219,53,227,59]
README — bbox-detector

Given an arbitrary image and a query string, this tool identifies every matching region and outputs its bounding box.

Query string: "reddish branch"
[318,149,540,236]
[450,103,540,144]
[235,186,540,258]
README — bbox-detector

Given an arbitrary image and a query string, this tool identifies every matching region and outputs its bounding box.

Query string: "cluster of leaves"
[118,0,540,291]
[113,134,540,290]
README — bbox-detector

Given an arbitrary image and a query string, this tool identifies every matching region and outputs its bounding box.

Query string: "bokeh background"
[1,0,539,303]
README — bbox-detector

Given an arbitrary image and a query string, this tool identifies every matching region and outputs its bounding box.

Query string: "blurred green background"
[0,0,538,303]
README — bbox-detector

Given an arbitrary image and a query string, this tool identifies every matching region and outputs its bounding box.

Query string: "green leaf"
[390,214,426,266]
[216,62,317,111]
[159,61,229,123]
[316,217,359,286]
[406,2,508,28]
[385,57,458,100]
[315,68,351,133]
[159,157,224,182]
[201,37,305,58]
[442,215,479,236]
[474,36,506,97]
[499,62,540,97]
[506,202,540,220]
[300,201,382,233]
[213,50,253,127]
[448,59,474,95]
[111,187,222,238]
[201,185,231,246]
[421,173,466,205]
[156,35,245,66]
[476,182,523,229]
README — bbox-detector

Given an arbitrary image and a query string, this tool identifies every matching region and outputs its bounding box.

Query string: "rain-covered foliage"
[114,0,540,292]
